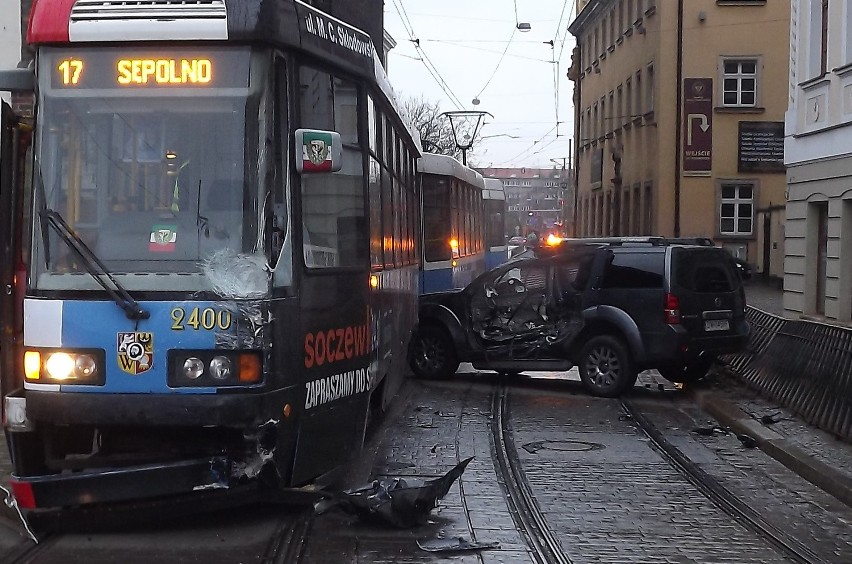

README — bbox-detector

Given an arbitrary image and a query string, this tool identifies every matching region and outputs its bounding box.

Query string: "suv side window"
[600,251,664,289]
[556,251,597,292]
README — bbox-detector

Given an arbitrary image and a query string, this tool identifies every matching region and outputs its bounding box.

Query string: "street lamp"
[440,110,493,165]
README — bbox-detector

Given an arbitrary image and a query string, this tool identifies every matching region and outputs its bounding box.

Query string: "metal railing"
[723,307,852,441]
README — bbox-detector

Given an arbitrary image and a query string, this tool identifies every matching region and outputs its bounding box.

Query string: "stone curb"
[694,390,852,509]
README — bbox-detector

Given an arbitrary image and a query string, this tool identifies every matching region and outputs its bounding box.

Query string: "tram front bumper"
[10,457,232,510]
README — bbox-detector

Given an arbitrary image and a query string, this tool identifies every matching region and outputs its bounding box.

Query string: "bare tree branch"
[399,96,479,163]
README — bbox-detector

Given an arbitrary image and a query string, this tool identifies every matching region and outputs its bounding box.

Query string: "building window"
[821,0,829,75]
[808,0,826,78]
[719,183,754,235]
[635,70,642,118]
[846,0,852,65]
[646,63,654,114]
[644,182,653,234]
[616,85,624,127]
[722,59,757,106]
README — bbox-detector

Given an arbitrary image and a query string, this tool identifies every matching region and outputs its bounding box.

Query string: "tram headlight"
[45,353,75,380]
[170,351,262,386]
[209,356,232,380]
[25,349,104,384]
[74,355,97,378]
[183,357,204,380]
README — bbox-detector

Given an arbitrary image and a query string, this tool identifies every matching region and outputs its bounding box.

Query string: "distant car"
[508,236,527,246]
[408,237,751,397]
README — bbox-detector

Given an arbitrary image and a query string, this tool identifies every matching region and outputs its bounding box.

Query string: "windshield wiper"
[41,210,150,321]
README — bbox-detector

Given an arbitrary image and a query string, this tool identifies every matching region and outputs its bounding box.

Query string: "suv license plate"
[704,319,730,332]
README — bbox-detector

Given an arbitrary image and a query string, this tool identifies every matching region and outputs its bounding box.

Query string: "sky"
[383,0,578,170]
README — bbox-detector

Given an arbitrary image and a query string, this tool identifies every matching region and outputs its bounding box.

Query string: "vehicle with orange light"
[0,0,420,510]
[409,237,750,397]
[419,152,491,294]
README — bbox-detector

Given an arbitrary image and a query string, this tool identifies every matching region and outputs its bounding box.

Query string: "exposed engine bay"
[468,263,583,359]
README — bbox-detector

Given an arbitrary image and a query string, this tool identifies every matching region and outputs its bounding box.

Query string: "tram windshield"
[31,47,273,294]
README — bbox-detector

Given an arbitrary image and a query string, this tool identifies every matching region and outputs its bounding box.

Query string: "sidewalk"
[743,278,784,317]
[694,376,852,510]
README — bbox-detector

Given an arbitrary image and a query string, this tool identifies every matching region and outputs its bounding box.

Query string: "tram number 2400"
[171,307,233,331]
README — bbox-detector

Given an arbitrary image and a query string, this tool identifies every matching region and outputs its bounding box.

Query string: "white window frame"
[719,182,755,236]
[721,58,759,107]
[845,0,852,65]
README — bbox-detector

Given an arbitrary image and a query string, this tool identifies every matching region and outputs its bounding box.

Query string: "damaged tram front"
[0,0,420,510]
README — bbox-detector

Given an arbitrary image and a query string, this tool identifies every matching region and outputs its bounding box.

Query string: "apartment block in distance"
[785,0,852,324]
[477,167,571,238]
[568,0,789,280]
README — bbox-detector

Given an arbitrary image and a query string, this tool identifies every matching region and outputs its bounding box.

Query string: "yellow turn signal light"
[24,351,41,381]
[545,234,563,246]
[370,274,379,289]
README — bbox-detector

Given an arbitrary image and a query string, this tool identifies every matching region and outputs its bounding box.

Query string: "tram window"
[385,119,394,171]
[399,180,411,264]
[367,96,377,155]
[271,56,292,285]
[423,176,451,262]
[382,166,394,268]
[299,68,366,268]
[369,157,382,269]
[376,112,385,163]
[393,176,402,266]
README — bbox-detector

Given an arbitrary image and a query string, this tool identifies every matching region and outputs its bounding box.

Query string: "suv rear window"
[600,252,664,289]
[674,249,737,293]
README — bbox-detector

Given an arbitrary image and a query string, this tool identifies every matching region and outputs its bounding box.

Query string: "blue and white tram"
[483,178,508,271]
[0,0,421,509]
[418,153,485,294]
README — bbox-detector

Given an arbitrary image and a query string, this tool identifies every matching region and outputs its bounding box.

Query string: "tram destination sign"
[48,48,250,90]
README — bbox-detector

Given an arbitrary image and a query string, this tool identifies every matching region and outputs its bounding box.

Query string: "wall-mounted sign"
[738,121,785,173]
[683,78,713,175]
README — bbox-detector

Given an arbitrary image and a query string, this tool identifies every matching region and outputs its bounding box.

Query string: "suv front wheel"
[578,335,637,397]
[409,325,460,379]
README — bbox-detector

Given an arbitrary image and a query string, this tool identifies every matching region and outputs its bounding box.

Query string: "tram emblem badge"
[117,332,154,375]
[301,132,332,172]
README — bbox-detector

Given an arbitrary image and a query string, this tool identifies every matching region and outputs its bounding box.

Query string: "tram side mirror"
[0,69,35,93]
[294,129,342,174]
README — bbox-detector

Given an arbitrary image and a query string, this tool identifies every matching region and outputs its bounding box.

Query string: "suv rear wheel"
[578,335,637,397]
[410,325,460,379]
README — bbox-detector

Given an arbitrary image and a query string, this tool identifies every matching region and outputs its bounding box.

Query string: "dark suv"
[408,237,750,397]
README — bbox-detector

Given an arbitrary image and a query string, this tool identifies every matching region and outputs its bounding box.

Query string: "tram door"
[289,67,372,484]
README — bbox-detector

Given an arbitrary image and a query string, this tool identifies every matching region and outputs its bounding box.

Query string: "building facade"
[784,0,852,324]
[477,167,572,238]
[0,2,21,71]
[568,0,789,280]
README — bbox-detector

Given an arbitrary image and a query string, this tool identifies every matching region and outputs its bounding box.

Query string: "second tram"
[0,0,420,509]
[418,152,486,294]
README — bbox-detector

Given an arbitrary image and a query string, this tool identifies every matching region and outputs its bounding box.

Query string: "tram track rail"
[261,509,313,564]
[621,398,823,564]
[490,385,572,564]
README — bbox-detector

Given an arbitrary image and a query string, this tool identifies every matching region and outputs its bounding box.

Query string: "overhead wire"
[503,123,559,164]
[391,0,465,109]
[473,27,517,101]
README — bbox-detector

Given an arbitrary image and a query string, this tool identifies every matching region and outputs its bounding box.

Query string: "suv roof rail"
[559,236,715,247]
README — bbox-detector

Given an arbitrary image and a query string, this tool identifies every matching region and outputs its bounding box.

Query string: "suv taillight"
[665,293,681,324]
